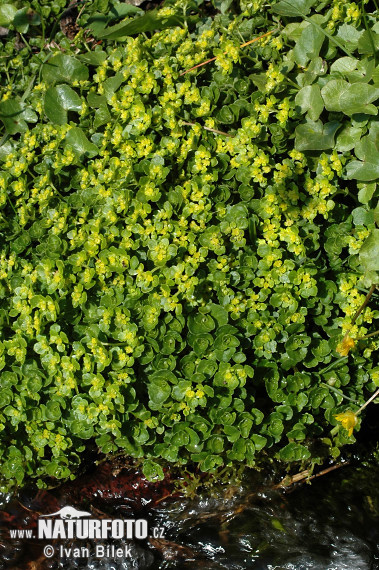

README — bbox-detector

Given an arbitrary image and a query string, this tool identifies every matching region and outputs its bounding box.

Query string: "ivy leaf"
[44,85,82,124]
[340,83,379,116]
[336,23,363,48]
[295,120,340,151]
[77,51,107,66]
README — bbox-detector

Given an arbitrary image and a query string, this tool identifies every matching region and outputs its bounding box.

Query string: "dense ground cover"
[0,0,378,493]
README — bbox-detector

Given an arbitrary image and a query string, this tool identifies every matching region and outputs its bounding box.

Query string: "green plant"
[0,0,378,492]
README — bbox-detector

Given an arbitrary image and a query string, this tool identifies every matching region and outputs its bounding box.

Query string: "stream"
[1,453,379,569]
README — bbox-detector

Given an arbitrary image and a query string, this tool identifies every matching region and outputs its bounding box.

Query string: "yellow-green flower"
[336,336,355,356]
[334,410,358,436]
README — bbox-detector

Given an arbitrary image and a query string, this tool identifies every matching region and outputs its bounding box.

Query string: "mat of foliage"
[0,0,378,492]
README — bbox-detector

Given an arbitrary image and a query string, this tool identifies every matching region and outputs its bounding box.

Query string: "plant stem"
[318,356,348,375]
[320,382,358,404]
[356,387,379,414]
[20,33,33,53]
[342,284,377,342]
[361,330,379,340]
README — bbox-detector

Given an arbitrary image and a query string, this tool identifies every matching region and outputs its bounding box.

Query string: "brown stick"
[341,284,377,344]
[274,461,349,489]
[181,120,232,137]
[179,30,274,76]
[350,284,376,328]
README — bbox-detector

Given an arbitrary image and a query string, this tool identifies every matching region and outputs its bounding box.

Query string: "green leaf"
[171,430,190,447]
[358,30,379,55]
[11,232,31,254]
[330,56,358,74]
[209,303,228,326]
[142,459,164,481]
[295,84,324,121]
[13,7,40,33]
[44,84,82,124]
[0,389,13,408]
[268,418,284,437]
[293,23,325,67]
[188,313,215,334]
[46,400,61,421]
[87,5,143,36]
[212,0,234,13]
[78,51,107,66]
[321,80,379,116]
[223,425,241,442]
[42,54,88,85]
[358,183,376,204]
[346,133,379,181]
[148,379,171,406]
[103,73,125,102]
[0,4,17,27]
[65,127,99,158]
[335,124,362,152]
[279,442,311,461]
[0,100,24,134]
[340,84,379,116]
[352,206,374,226]
[71,420,94,439]
[97,10,185,39]
[359,229,379,272]
[295,120,340,151]
[0,140,13,161]
[252,434,267,450]
[230,438,246,460]
[311,339,331,359]
[272,0,317,17]
[336,24,363,48]
[207,435,224,453]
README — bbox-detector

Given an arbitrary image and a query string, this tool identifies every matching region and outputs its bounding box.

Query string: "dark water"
[2,459,379,569]
[151,462,379,570]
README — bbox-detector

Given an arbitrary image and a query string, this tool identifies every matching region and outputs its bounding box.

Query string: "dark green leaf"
[295,120,340,151]
[65,127,99,158]
[44,84,82,124]
[42,54,88,85]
